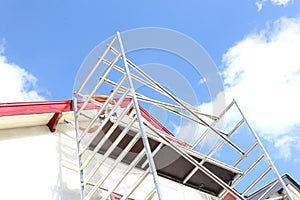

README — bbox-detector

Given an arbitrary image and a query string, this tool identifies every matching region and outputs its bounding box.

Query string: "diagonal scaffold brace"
[116,32,164,200]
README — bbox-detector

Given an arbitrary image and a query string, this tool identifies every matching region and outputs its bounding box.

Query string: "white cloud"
[274,135,296,158]
[255,0,293,11]
[159,16,300,159]
[0,41,46,103]
[255,1,264,12]
[270,0,293,6]
[220,16,300,158]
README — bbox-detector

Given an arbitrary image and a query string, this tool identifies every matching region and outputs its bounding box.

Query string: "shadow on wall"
[52,180,81,200]
[52,125,81,200]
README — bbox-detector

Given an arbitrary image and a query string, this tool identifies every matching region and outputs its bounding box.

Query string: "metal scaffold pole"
[234,99,294,200]
[72,96,85,200]
[116,32,164,200]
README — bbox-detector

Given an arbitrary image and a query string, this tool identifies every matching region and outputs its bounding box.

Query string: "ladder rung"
[77,80,126,142]
[242,166,272,196]
[145,188,156,200]
[234,142,258,167]
[75,35,117,96]
[233,154,264,187]
[81,116,136,174]
[100,149,146,200]
[79,88,131,155]
[258,179,279,200]
[83,133,141,200]
[121,169,151,200]
[80,100,134,170]
[76,60,117,116]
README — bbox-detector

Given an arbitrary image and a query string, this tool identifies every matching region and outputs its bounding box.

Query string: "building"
[1,100,299,200]
[0,100,220,199]
[247,174,300,200]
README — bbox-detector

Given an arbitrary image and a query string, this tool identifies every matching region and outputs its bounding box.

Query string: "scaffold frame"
[73,32,294,200]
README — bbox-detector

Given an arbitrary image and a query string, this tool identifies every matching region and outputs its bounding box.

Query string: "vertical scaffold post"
[72,96,85,200]
[116,32,164,200]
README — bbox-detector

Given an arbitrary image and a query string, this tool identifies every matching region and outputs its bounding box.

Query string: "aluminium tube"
[116,32,164,200]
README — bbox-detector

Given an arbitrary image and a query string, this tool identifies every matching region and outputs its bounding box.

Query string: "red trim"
[110,193,122,200]
[0,99,176,139]
[0,100,72,117]
[47,112,63,132]
[221,192,237,200]
[140,106,188,146]
[119,99,174,136]
[139,106,174,136]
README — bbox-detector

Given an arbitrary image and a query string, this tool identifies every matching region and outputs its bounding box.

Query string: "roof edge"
[0,100,73,117]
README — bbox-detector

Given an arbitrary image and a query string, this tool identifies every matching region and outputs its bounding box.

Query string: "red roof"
[0,100,72,117]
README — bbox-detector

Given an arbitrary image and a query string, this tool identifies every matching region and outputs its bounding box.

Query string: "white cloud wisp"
[0,41,46,103]
[255,0,293,11]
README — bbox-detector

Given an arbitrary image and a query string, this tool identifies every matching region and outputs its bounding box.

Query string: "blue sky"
[1,0,300,188]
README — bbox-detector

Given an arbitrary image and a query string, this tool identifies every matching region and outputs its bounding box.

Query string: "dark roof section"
[247,174,300,200]
[89,119,239,196]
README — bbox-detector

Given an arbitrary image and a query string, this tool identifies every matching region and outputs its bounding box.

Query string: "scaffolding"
[73,32,294,200]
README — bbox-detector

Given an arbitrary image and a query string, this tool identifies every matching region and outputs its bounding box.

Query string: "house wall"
[287,184,300,199]
[0,124,81,200]
[0,122,216,200]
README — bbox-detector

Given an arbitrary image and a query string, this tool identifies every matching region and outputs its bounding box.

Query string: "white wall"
[0,122,215,200]
[0,124,81,200]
